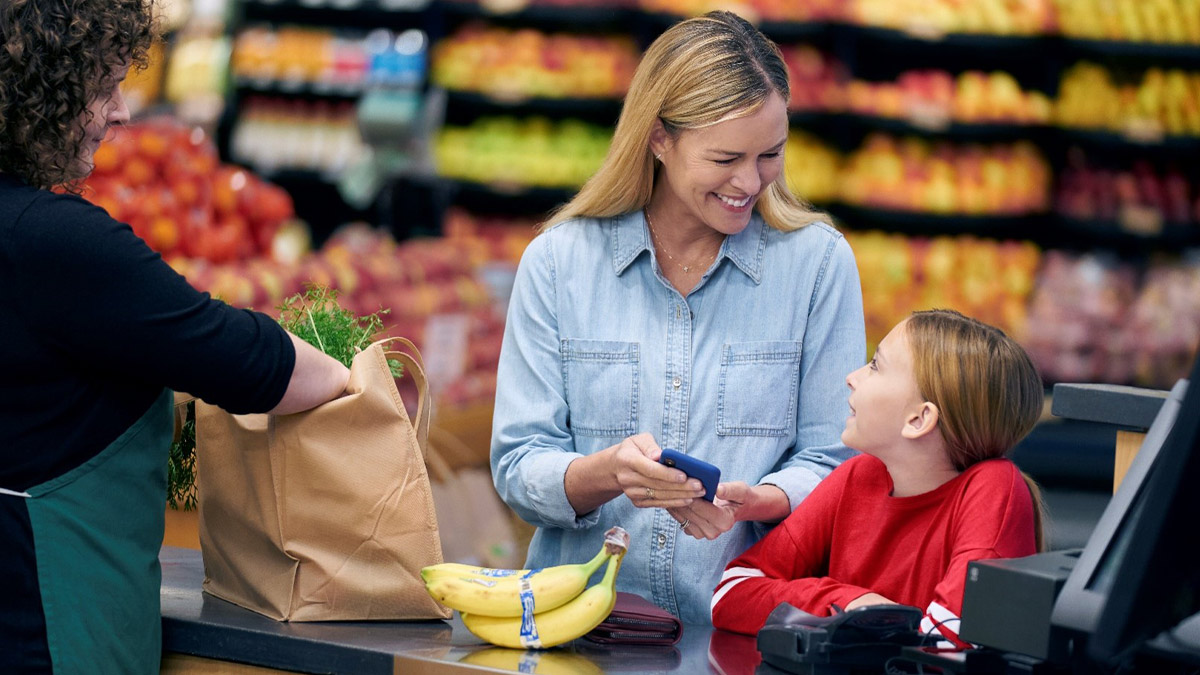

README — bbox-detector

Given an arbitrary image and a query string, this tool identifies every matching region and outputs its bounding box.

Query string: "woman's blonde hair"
[906,309,1048,551]
[545,10,824,232]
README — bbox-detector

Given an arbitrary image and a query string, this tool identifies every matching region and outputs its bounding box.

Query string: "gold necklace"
[644,210,718,275]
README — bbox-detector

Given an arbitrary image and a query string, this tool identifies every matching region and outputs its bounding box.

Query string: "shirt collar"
[610,210,766,284]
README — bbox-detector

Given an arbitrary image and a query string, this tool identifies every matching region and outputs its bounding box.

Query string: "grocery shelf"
[441,1,631,29]
[1054,214,1200,250]
[439,177,577,216]
[1059,128,1200,154]
[1060,37,1200,63]
[849,24,1051,51]
[240,0,429,26]
[235,78,365,100]
[822,203,1048,242]
[444,90,623,122]
[794,111,1052,142]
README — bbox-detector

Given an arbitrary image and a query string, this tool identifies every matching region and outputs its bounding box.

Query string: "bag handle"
[371,337,431,458]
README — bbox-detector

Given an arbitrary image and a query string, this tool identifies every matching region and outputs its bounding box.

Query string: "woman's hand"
[668,482,791,540]
[613,434,706,508]
[564,433,704,515]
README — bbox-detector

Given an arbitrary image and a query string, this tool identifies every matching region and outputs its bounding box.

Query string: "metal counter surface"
[159,547,770,674]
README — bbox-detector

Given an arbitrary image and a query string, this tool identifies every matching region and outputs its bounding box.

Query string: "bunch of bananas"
[421,526,630,649]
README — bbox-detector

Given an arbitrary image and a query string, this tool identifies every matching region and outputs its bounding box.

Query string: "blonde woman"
[712,309,1045,646]
[491,11,866,622]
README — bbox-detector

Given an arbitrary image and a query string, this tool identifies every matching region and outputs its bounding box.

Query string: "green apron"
[24,388,173,674]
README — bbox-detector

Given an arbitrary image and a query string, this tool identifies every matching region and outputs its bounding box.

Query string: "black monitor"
[1050,358,1200,668]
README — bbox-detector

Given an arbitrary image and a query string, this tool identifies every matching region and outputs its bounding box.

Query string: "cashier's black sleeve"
[7,191,295,414]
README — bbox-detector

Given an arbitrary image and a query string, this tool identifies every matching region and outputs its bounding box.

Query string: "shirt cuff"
[521,451,602,530]
[758,466,823,513]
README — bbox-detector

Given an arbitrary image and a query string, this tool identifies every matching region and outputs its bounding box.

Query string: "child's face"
[841,320,927,455]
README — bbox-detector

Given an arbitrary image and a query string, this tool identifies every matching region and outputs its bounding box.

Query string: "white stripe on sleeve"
[711,567,765,612]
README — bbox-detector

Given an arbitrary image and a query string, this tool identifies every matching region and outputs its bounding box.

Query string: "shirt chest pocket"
[561,339,639,438]
[717,341,802,437]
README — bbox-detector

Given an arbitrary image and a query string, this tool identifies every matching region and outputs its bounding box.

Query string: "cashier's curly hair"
[0,0,154,189]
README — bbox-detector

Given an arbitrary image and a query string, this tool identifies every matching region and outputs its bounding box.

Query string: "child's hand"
[844,592,897,610]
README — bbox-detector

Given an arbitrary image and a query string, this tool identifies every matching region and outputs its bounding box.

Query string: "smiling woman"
[490,11,867,624]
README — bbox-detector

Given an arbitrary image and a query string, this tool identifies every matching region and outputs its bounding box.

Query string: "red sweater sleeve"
[921,460,1037,646]
[712,461,872,635]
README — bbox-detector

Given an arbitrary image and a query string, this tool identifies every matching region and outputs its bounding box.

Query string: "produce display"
[846,0,1056,36]
[1126,259,1200,388]
[422,527,630,648]
[230,97,367,176]
[838,135,1051,215]
[169,225,505,409]
[1023,251,1140,385]
[435,116,611,188]
[1054,0,1200,44]
[81,120,295,263]
[785,131,842,204]
[1056,62,1200,139]
[780,45,846,113]
[1024,252,1200,388]
[1056,148,1199,231]
[844,70,1052,127]
[845,231,1041,355]
[431,24,639,99]
[443,208,540,265]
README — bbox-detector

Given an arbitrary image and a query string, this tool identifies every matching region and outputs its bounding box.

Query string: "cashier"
[0,2,349,674]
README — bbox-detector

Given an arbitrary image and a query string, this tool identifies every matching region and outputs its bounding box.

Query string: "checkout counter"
[159,546,766,675]
[159,381,1198,675]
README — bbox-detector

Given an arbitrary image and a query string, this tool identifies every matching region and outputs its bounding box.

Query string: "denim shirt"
[491,210,866,623]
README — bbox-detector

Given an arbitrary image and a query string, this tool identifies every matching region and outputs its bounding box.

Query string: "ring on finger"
[679,519,690,529]
[645,487,655,500]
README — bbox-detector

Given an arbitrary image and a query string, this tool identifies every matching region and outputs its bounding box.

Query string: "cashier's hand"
[668,482,792,540]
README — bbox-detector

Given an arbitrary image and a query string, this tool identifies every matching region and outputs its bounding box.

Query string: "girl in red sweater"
[711,309,1044,647]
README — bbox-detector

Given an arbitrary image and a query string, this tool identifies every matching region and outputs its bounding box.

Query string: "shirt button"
[672,376,682,389]
[657,533,667,548]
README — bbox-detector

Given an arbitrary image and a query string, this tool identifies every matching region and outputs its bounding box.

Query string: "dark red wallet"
[584,592,684,646]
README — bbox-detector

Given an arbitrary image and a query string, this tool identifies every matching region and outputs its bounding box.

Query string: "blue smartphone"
[658,448,720,502]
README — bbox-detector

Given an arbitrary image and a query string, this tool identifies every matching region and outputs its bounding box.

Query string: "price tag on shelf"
[1122,118,1165,144]
[903,20,947,41]
[480,0,529,14]
[423,313,470,394]
[482,88,533,105]
[905,102,952,131]
[1118,205,1164,236]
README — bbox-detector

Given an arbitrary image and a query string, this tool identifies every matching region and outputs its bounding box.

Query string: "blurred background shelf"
[443,90,622,124]
[823,203,1050,242]
[234,78,366,99]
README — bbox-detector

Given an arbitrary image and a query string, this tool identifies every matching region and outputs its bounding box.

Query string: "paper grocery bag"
[195,337,451,621]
